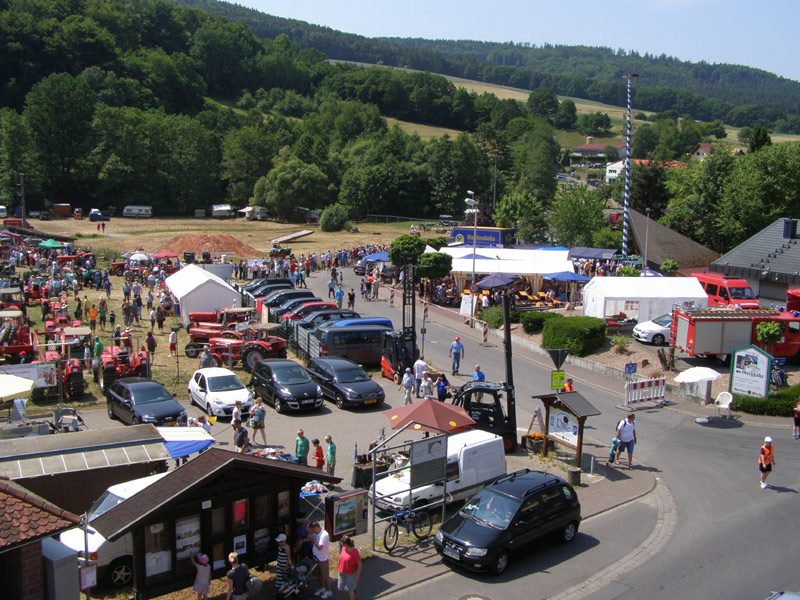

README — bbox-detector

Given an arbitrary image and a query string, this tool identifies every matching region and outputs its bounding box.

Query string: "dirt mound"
[158,233,260,257]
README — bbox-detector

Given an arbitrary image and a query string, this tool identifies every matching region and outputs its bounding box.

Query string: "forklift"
[451,292,518,452]
[380,259,419,383]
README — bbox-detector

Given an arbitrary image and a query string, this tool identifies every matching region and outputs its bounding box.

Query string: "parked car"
[280,301,337,322]
[248,282,292,298]
[632,313,672,345]
[249,359,323,413]
[295,309,360,330]
[106,378,186,426]
[353,260,367,275]
[434,469,581,575]
[306,357,386,408]
[271,296,322,318]
[89,208,111,222]
[188,367,253,417]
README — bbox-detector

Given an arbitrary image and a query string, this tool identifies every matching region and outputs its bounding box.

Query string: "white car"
[188,367,253,417]
[632,313,672,345]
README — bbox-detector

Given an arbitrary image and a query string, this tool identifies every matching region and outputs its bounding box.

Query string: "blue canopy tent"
[157,426,215,459]
[363,251,390,262]
[543,271,591,283]
[476,273,517,289]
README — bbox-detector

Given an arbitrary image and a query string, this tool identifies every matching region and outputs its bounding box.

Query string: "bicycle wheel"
[412,511,432,540]
[384,521,399,552]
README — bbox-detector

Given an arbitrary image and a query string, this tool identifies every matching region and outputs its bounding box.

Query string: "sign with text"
[0,363,56,389]
[551,370,566,390]
[548,410,578,446]
[730,344,771,398]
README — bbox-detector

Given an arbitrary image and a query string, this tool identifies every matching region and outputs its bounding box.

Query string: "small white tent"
[581,277,707,323]
[165,264,240,325]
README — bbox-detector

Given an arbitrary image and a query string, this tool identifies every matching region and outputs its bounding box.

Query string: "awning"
[156,427,215,459]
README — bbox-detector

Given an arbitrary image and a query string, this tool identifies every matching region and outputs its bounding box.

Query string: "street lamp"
[644,207,651,276]
[465,192,478,324]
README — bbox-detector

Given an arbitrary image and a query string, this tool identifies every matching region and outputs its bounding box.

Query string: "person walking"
[472,365,485,382]
[249,398,267,446]
[436,373,450,402]
[399,367,414,406]
[449,336,464,375]
[324,434,336,476]
[335,286,344,309]
[146,330,157,356]
[413,356,428,398]
[759,436,775,489]
[275,534,292,593]
[309,522,332,598]
[336,535,362,600]
[347,288,355,310]
[225,552,250,600]
[794,399,800,440]
[295,429,310,466]
[615,413,637,468]
[232,400,243,445]
[233,419,249,454]
[168,328,178,357]
[420,371,434,400]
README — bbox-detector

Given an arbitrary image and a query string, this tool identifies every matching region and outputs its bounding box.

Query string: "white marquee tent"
[165,264,240,326]
[426,245,574,277]
[581,277,708,323]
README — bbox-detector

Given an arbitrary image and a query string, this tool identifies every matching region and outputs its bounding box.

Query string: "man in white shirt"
[413,357,428,398]
[615,413,637,468]
[310,522,332,598]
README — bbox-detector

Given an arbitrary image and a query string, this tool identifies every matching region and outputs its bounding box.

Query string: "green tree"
[0,109,30,206]
[604,145,620,162]
[592,227,622,249]
[320,203,349,231]
[221,123,282,207]
[748,125,772,153]
[737,127,753,144]
[389,234,426,266]
[617,266,639,277]
[554,99,577,130]
[630,161,670,219]
[660,258,679,276]
[253,149,329,220]
[493,192,548,243]
[417,252,453,280]
[527,88,558,121]
[549,186,607,247]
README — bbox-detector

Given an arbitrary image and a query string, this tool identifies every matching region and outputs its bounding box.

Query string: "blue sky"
[237,0,799,82]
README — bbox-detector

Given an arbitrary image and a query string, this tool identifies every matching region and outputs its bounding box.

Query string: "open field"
[385,116,463,139]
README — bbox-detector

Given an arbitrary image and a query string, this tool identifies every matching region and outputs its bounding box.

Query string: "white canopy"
[0,374,33,402]
[581,277,708,322]
[165,264,239,326]
[428,246,574,277]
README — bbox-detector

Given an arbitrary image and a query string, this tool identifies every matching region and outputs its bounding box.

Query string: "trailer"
[670,306,800,360]
[211,204,234,218]
[122,205,152,218]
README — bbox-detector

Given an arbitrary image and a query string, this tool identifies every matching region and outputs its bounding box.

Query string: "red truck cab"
[692,272,759,310]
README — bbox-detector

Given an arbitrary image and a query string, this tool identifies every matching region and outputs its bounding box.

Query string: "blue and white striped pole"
[621,73,637,259]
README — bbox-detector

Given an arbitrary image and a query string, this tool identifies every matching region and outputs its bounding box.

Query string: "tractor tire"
[101,367,116,392]
[393,372,400,385]
[66,374,84,400]
[242,347,266,373]
[136,365,147,378]
[8,322,18,341]
[0,324,9,344]
[184,342,200,358]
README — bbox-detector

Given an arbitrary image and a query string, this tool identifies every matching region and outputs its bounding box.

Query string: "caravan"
[122,205,152,218]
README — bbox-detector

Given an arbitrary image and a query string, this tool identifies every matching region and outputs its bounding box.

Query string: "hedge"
[477,306,520,329]
[731,385,800,416]
[520,311,564,334]
[541,316,607,357]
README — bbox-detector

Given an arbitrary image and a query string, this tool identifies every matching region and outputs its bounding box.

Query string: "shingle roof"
[629,208,720,268]
[92,448,341,541]
[711,218,800,285]
[0,477,80,551]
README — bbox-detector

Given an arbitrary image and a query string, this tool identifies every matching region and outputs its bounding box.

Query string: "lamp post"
[621,73,638,259]
[465,192,478,324]
[644,207,650,276]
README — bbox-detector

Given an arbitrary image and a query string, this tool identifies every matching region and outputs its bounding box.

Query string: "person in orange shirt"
[759,436,775,489]
[563,378,575,392]
[87,304,99,333]
[312,438,325,470]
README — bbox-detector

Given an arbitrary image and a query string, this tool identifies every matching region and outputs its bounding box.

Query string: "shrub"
[731,385,800,416]
[478,306,520,329]
[541,316,607,356]
[617,266,639,277]
[520,311,563,334]
[426,236,448,250]
[660,258,679,276]
[319,203,349,232]
[611,333,629,353]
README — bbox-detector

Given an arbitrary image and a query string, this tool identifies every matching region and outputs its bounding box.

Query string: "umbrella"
[38,238,64,250]
[0,374,34,402]
[543,271,591,283]
[363,251,390,263]
[674,367,721,384]
[152,250,178,259]
[476,273,516,289]
[383,399,476,434]
[128,252,149,262]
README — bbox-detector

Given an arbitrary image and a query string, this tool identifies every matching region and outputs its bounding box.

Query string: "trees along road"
[319,269,800,599]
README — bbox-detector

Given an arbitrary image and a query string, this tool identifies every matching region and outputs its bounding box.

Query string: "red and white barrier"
[389,289,395,306]
[481,321,488,344]
[423,301,428,321]
[624,377,666,408]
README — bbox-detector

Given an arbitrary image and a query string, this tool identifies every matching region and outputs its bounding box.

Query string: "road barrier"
[389,289,395,306]
[624,377,666,408]
[481,321,488,344]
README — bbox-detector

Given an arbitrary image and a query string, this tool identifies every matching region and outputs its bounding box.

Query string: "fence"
[286,321,322,362]
[624,377,667,408]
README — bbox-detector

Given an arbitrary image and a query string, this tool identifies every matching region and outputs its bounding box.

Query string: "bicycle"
[383,508,432,553]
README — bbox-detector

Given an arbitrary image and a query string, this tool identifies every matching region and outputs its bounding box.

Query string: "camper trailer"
[122,205,153,218]
[211,204,234,218]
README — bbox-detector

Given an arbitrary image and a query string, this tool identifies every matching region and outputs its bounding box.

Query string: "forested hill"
[168,0,800,133]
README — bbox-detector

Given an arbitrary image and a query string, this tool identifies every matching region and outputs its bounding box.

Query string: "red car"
[280,301,337,321]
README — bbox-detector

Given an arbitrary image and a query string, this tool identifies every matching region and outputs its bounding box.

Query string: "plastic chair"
[713,392,733,419]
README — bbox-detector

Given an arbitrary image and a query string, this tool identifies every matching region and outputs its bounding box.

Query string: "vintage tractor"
[0,309,35,363]
[0,286,27,315]
[204,324,287,372]
[186,307,257,331]
[110,261,127,276]
[29,329,86,401]
[94,345,149,391]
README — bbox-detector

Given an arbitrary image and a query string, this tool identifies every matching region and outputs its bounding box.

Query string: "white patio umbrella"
[674,367,721,384]
[128,252,149,262]
[0,374,34,402]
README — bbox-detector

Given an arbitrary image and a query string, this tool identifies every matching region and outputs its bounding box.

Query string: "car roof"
[117,377,165,388]
[309,357,361,369]
[194,367,239,378]
[488,469,566,498]
[259,359,303,368]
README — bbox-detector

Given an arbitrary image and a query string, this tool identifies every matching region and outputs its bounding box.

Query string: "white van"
[371,430,506,512]
[0,205,6,219]
[122,205,153,218]
[60,472,167,587]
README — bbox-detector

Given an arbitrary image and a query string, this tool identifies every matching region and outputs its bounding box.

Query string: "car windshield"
[207,374,245,392]
[87,490,125,521]
[273,365,311,385]
[460,489,521,529]
[336,367,370,383]
[132,385,173,404]
[729,286,755,300]
[652,314,672,326]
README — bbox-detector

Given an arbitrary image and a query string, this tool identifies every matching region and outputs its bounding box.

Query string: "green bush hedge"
[731,385,800,416]
[520,311,563,333]
[541,316,607,357]
[478,306,520,329]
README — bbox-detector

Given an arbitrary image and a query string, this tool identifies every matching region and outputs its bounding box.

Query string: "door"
[537,487,568,537]
[193,373,207,410]
[512,494,544,548]
[117,386,133,422]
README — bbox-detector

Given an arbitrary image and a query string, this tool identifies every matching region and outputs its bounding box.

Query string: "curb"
[581,471,657,521]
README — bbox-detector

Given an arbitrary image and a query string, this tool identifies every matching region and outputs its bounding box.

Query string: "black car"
[306,357,386,408]
[249,360,323,413]
[248,282,293,298]
[106,378,187,426]
[271,296,322,318]
[260,289,315,308]
[353,260,366,275]
[241,278,267,292]
[295,310,361,330]
[245,277,294,291]
[434,469,581,575]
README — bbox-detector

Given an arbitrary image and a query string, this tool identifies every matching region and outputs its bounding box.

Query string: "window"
[446,460,460,481]
[561,486,575,501]
[232,498,249,532]
[144,521,172,583]
[789,321,800,335]
[175,514,201,575]
[719,286,729,301]
[705,284,718,296]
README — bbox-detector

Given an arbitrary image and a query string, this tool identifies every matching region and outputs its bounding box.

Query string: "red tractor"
[0,286,27,315]
[204,323,287,372]
[0,309,35,363]
[187,306,257,330]
[30,329,87,401]
[94,345,149,391]
[110,260,127,276]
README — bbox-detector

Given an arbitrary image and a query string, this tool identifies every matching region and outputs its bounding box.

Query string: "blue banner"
[451,227,515,248]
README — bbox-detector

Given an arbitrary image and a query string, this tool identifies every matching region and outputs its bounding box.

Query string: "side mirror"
[368,374,373,379]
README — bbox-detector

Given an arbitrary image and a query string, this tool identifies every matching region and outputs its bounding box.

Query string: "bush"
[731,385,800,416]
[611,333,629,353]
[426,236,448,250]
[320,203,349,232]
[541,316,607,357]
[478,306,520,329]
[520,311,563,334]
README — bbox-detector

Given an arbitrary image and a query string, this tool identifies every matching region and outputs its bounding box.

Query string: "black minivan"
[434,469,581,575]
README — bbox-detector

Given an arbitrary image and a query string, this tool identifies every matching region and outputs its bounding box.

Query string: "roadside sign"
[551,370,566,390]
[470,284,478,293]
[80,564,97,591]
[547,349,570,370]
[625,363,637,374]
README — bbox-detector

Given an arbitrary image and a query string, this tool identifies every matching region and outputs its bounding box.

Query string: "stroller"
[278,557,318,599]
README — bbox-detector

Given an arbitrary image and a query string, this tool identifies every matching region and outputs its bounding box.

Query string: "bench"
[713,391,733,419]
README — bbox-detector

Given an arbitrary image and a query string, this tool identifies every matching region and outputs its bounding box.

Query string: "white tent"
[165,264,240,325]
[581,277,708,322]
[427,246,574,277]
